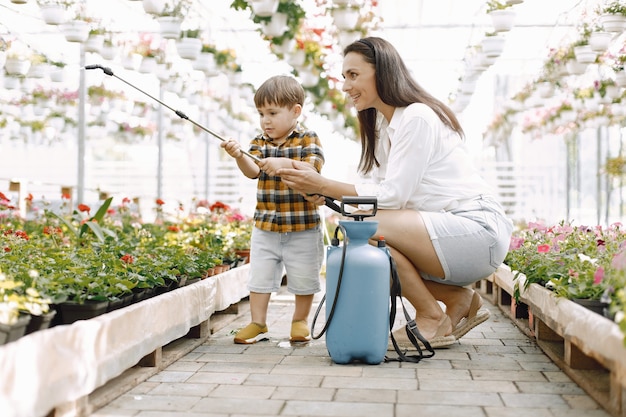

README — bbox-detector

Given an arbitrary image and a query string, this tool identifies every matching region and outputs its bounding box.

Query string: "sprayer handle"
[340,196,377,220]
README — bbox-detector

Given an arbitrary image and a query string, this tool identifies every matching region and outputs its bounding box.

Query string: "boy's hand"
[257,157,292,176]
[220,139,244,159]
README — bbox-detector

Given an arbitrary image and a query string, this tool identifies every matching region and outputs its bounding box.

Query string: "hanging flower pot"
[299,70,319,88]
[62,20,90,43]
[157,16,183,39]
[4,56,30,76]
[481,35,506,57]
[192,52,218,76]
[250,0,279,17]
[332,6,360,30]
[338,30,361,49]
[138,56,158,73]
[615,71,626,87]
[287,49,306,68]
[85,34,104,54]
[3,75,21,89]
[589,31,613,52]
[28,63,48,78]
[599,13,626,33]
[537,82,554,99]
[176,37,202,60]
[142,0,166,15]
[39,4,68,25]
[261,12,287,37]
[50,66,66,82]
[100,43,119,61]
[573,45,596,64]
[566,59,587,75]
[488,9,516,32]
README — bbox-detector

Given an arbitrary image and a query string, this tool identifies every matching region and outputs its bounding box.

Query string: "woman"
[277,37,513,348]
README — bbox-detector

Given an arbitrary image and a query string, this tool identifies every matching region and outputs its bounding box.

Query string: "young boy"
[220,75,325,344]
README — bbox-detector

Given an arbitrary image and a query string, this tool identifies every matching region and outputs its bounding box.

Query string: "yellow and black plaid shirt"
[248,125,325,233]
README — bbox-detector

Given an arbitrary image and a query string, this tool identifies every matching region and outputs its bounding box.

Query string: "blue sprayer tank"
[324,197,390,364]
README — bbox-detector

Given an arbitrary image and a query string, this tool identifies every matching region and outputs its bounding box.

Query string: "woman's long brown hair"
[344,37,465,175]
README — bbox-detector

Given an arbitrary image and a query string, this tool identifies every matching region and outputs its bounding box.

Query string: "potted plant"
[486,0,516,32]
[598,1,626,32]
[177,28,202,60]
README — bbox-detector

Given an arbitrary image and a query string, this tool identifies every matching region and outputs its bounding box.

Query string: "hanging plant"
[230,0,306,46]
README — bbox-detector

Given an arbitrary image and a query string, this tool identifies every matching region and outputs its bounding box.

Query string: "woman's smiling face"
[341,51,378,112]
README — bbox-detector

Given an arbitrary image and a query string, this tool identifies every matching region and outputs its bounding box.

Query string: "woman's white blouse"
[354,103,495,212]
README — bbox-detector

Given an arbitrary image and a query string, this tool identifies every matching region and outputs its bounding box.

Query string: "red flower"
[156,198,165,206]
[25,193,33,202]
[78,204,91,213]
[122,197,131,204]
[593,267,604,285]
[62,193,71,200]
[107,208,115,215]
[120,254,134,264]
[0,192,8,201]
[14,230,29,240]
[3,247,10,252]
[168,225,180,232]
[537,244,550,253]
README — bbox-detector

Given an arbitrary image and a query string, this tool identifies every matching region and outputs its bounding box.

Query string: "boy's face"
[257,102,302,142]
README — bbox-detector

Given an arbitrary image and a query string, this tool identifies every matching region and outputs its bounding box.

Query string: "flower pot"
[566,60,587,75]
[143,0,166,15]
[589,31,613,52]
[24,310,57,335]
[176,37,202,60]
[39,4,68,25]
[573,45,596,64]
[138,56,158,73]
[332,7,360,30]
[481,35,506,57]
[0,315,31,345]
[572,298,609,316]
[261,12,287,37]
[58,300,109,324]
[250,0,279,17]
[5,57,30,76]
[157,16,183,39]
[62,20,90,43]
[0,50,6,69]
[488,9,516,32]
[85,34,104,54]
[599,13,626,33]
[615,71,626,87]
[192,52,218,76]
[50,66,66,82]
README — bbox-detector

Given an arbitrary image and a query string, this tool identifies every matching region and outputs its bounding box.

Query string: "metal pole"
[77,43,86,205]
[157,82,164,200]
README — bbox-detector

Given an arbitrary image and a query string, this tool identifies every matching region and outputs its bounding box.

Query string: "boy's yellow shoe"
[290,320,310,342]
[233,322,268,344]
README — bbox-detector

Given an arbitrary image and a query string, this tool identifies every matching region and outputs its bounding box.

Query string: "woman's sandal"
[388,314,456,350]
[451,290,490,340]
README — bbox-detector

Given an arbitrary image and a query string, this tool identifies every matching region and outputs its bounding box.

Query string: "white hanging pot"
[287,49,306,68]
[299,71,319,88]
[481,36,506,57]
[176,37,202,60]
[332,7,360,30]
[488,9,515,32]
[615,72,626,87]
[62,20,90,43]
[143,0,166,15]
[4,76,20,89]
[599,13,626,33]
[566,60,587,75]
[39,4,68,25]
[261,12,287,37]
[573,45,596,64]
[589,31,613,52]
[50,66,66,82]
[85,35,104,54]
[250,0,279,17]
[28,63,48,78]
[157,16,183,39]
[0,51,6,70]
[4,57,31,76]
[537,82,554,99]
[338,30,361,49]
[139,57,158,73]
[100,44,119,61]
[192,52,218,76]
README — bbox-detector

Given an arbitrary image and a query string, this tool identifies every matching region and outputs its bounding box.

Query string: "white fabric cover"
[0,265,249,417]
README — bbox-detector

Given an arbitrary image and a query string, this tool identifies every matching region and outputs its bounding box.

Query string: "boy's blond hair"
[254,75,305,109]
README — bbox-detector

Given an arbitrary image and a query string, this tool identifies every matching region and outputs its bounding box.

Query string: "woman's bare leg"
[372,209,477,329]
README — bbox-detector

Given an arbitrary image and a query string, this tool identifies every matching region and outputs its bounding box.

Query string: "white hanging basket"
[261,12,287,37]
[28,63,48,78]
[39,4,68,25]
[287,49,306,68]
[589,31,613,53]
[50,66,66,82]
[62,20,90,43]
[566,60,587,75]
[332,7,360,30]
[615,71,626,87]
[338,30,361,49]
[481,36,506,57]
[537,82,554,99]
[4,57,31,76]
[139,57,158,74]
[143,0,166,15]
[0,51,6,70]
[488,9,515,32]
[250,0,279,17]
[176,37,202,60]
[157,16,183,39]
[192,52,218,76]
[599,13,626,33]
[573,45,596,64]
[85,35,104,54]
[100,44,119,61]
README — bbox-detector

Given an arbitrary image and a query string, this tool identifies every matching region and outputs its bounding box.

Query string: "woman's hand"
[277,160,322,195]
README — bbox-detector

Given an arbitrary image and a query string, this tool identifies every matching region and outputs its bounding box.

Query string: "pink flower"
[509,236,524,250]
[593,267,604,285]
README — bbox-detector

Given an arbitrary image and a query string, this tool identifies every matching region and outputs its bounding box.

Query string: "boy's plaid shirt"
[249,125,325,233]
